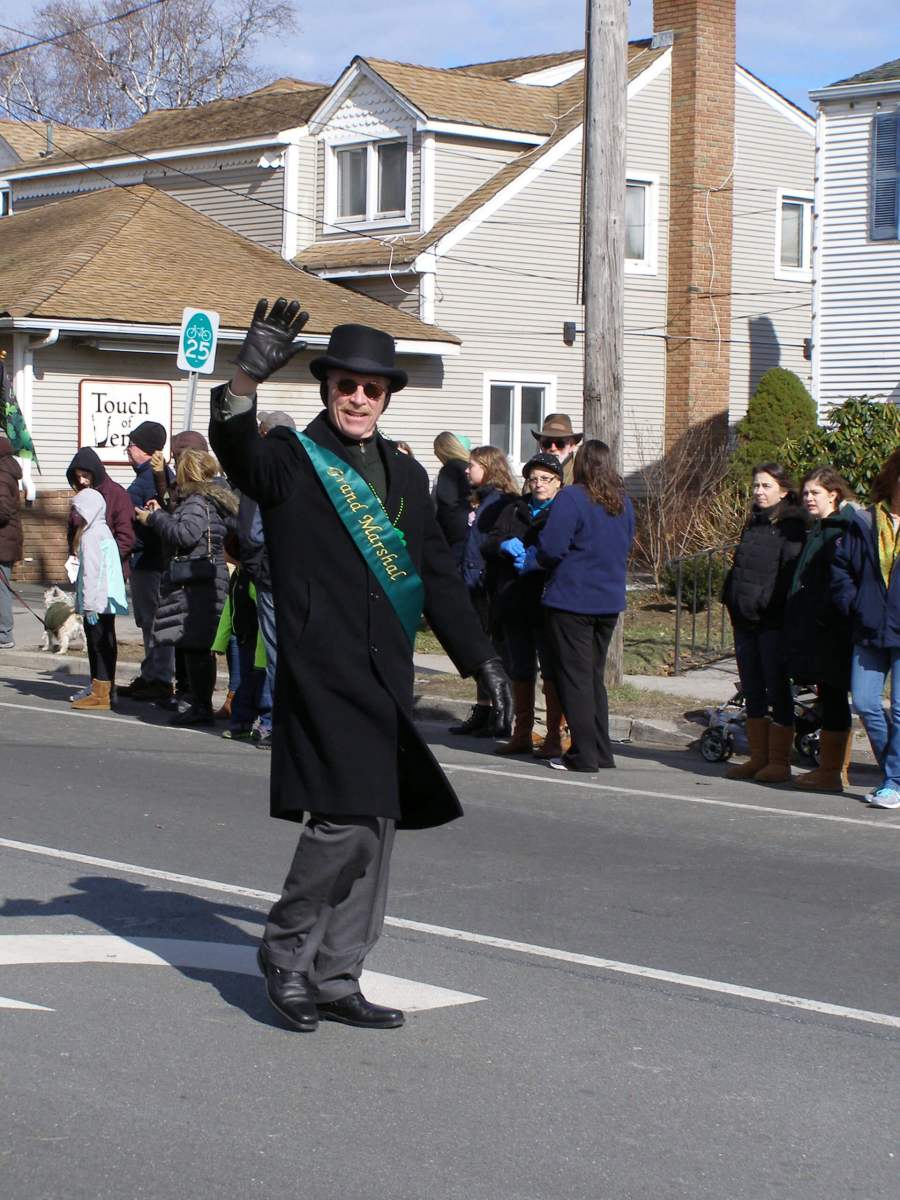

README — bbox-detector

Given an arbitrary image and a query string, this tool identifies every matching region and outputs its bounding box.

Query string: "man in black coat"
[210,299,511,1033]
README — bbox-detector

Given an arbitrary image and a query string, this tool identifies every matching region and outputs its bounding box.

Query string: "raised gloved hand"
[474,657,512,737]
[235,298,310,384]
[515,545,541,574]
[85,612,99,626]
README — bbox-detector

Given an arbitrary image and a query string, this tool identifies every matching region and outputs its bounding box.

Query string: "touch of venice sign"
[78,379,173,465]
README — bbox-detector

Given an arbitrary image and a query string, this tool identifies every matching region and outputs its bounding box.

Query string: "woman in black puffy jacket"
[134,449,238,726]
[722,462,806,783]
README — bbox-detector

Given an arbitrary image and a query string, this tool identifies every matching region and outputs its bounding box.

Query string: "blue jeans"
[255,586,276,734]
[230,639,271,731]
[850,644,900,789]
[226,634,241,694]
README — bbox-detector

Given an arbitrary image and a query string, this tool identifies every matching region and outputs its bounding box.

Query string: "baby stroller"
[700,685,822,765]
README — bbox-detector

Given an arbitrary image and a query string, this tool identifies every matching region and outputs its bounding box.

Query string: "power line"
[0,0,171,61]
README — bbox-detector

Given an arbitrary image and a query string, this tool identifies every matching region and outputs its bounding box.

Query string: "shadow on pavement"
[0,874,281,1029]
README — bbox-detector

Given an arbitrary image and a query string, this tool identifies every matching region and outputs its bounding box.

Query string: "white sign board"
[78,379,172,466]
[177,307,220,374]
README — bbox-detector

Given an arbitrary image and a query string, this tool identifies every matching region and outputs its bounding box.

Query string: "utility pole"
[582,0,628,681]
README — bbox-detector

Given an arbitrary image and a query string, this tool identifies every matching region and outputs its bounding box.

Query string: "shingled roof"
[449,50,583,80]
[0,118,104,163]
[355,58,564,135]
[8,81,330,173]
[0,184,457,345]
[831,57,900,87]
[297,43,664,274]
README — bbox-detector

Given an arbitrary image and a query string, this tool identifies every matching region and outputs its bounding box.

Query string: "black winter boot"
[448,704,492,736]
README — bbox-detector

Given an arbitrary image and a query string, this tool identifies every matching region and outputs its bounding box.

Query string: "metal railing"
[668,545,736,675]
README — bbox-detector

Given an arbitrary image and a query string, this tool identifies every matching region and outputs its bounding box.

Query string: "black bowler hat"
[309,324,408,392]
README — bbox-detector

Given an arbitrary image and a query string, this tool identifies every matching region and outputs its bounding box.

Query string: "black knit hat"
[309,324,407,391]
[523,451,564,481]
[128,421,167,453]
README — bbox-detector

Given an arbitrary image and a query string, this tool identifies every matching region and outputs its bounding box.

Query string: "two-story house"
[809,57,900,413]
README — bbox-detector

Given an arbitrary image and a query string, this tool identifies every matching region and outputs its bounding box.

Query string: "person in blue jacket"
[831,447,900,808]
[526,439,635,773]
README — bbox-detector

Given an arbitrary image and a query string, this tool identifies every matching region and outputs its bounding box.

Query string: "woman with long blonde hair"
[433,431,472,566]
[448,446,518,737]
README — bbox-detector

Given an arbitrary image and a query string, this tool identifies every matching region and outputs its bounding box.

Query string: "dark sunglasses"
[540,437,572,450]
[335,378,386,400]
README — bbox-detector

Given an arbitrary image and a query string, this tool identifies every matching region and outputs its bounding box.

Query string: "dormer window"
[0,185,10,218]
[329,137,411,229]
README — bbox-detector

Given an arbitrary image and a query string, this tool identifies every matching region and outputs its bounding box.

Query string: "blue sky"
[6,0,899,114]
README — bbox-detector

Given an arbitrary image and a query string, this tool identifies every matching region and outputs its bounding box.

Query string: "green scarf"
[875,503,900,590]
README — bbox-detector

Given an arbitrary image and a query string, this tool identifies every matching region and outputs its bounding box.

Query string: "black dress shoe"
[317,991,405,1029]
[257,946,319,1032]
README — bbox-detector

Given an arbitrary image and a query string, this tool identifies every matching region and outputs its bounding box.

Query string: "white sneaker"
[547,757,570,771]
[866,787,900,809]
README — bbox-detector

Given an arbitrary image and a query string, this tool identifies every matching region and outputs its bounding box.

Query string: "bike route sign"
[176,307,220,374]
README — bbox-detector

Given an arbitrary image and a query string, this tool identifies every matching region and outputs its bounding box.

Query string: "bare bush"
[630,417,744,587]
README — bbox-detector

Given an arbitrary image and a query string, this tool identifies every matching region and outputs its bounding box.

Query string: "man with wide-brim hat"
[531,413,583,485]
[210,299,511,1034]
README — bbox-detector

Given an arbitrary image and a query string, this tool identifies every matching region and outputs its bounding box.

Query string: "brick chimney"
[654,0,735,449]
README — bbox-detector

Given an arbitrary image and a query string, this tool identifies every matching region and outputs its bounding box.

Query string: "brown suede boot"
[725,716,769,779]
[793,729,850,793]
[753,722,794,783]
[496,680,536,755]
[534,679,568,759]
[71,679,112,711]
[215,690,236,721]
[841,730,853,787]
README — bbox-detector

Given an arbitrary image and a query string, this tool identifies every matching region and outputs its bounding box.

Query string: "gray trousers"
[263,815,396,1003]
[130,568,174,684]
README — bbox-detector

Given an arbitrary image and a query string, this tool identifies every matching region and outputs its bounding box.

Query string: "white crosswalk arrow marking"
[0,934,484,1013]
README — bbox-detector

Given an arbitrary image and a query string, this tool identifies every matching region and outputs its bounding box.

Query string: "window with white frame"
[624,176,658,273]
[777,192,813,276]
[486,377,554,466]
[332,138,410,226]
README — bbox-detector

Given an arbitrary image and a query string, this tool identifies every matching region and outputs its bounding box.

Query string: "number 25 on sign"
[177,307,220,374]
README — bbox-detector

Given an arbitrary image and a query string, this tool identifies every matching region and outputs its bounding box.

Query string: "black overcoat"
[210,401,495,830]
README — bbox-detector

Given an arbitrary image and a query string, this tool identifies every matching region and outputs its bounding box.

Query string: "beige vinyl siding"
[155,162,284,250]
[432,136,522,221]
[295,136,318,249]
[26,336,446,490]
[814,94,900,411]
[729,80,815,423]
[421,63,671,482]
[342,276,422,316]
[9,150,285,248]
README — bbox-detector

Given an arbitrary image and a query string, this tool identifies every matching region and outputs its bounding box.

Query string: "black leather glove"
[475,657,513,737]
[235,297,310,383]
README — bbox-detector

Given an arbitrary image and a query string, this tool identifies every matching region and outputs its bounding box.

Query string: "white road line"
[1,837,897,1031]
[439,762,900,830]
[0,934,483,1013]
[0,995,54,1011]
[0,699,209,732]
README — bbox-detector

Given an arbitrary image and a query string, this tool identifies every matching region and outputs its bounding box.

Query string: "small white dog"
[40,586,84,654]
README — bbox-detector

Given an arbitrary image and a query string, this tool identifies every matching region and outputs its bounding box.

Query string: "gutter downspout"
[12,328,59,501]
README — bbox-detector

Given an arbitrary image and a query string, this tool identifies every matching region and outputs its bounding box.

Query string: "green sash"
[294,431,424,646]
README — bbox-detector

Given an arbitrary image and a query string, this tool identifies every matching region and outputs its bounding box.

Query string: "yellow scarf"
[875,503,900,589]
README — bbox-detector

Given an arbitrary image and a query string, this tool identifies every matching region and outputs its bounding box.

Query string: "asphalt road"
[0,656,898,1200]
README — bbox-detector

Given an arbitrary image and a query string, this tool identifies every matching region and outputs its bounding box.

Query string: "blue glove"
[85,612,99,626]
[500,537,525,559]
[516,545,541,574]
